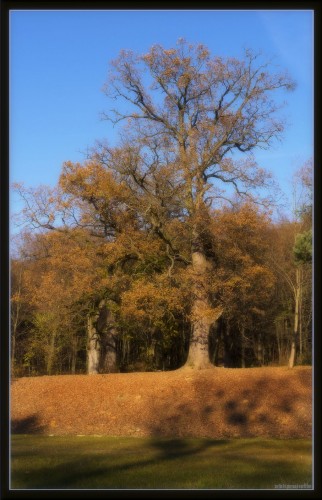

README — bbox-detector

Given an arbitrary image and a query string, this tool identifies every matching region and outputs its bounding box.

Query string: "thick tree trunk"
[87,300,118,374]
[100,327,118,373]
[186,316,213,369]
[185,250,222,369]
[98,300,118,373]
[101,337,117,373]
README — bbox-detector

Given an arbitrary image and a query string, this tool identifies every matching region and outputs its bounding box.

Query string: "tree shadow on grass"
[11,437,228,489]
[11,437,312,490]
[148,437,229,459]
[11,414,46,434]
[10,439,235,489]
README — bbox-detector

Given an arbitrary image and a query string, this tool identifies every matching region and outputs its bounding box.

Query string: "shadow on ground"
[11,436,312,489]
[11,414,46,434]
[145,371,311,438]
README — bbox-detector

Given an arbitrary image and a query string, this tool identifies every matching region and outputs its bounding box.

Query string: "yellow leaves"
[177,73,191,89]
[60,200,71,209]
[11,292,22,304]
[208,204,277,316]
[225,275,243,289]
[60,161,126,204]
[164,49,176,57]
[198,48,210,59]
[12,181,23,190]
[21,229,103,315]
[162,67,176,79]
[121,277,184,324]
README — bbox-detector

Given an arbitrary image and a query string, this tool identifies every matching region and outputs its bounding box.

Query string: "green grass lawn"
[11,435,312,490]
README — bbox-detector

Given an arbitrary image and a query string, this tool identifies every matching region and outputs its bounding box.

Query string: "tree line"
[11,40,312,375]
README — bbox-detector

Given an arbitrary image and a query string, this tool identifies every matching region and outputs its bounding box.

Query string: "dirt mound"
[11,366,312,438]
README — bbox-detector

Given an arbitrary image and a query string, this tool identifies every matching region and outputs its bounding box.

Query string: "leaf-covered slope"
[11,366,311,438]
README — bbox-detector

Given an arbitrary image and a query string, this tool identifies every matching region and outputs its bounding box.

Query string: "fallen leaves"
[11,366,311,439]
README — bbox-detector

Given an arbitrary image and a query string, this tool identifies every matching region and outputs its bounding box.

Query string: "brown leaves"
[11,367,312,438]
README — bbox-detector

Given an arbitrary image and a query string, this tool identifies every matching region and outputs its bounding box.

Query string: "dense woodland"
[11,41,312,376]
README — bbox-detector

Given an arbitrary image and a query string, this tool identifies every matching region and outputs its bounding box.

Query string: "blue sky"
[10,9,313,220]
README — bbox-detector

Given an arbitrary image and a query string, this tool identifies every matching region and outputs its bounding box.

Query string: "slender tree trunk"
[241,326,246,368]
[11,313,20,375]
[289,267,301,368]
[257,333,263,366]
[47,329,56,375]
[87,310,100,374]
[121,337,129,369]
[185,250,221,369]
[276,323,281,365]
[11,333,16,377]
[223,320,233,367]
[299,281,303,360]
[71,334,77,374]
[11,270,22,377]
[212,337,219,366]
[11,295,20,376]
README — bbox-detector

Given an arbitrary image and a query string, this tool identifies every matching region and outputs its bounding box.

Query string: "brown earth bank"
[11,366,312,439]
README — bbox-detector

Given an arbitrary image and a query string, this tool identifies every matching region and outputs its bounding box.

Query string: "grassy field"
[11,435,312,490]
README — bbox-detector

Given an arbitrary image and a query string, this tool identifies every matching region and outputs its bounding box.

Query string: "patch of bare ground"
[11,366,311,438]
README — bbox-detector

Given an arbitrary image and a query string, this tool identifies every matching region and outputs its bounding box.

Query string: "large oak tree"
[91,40,294,368]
